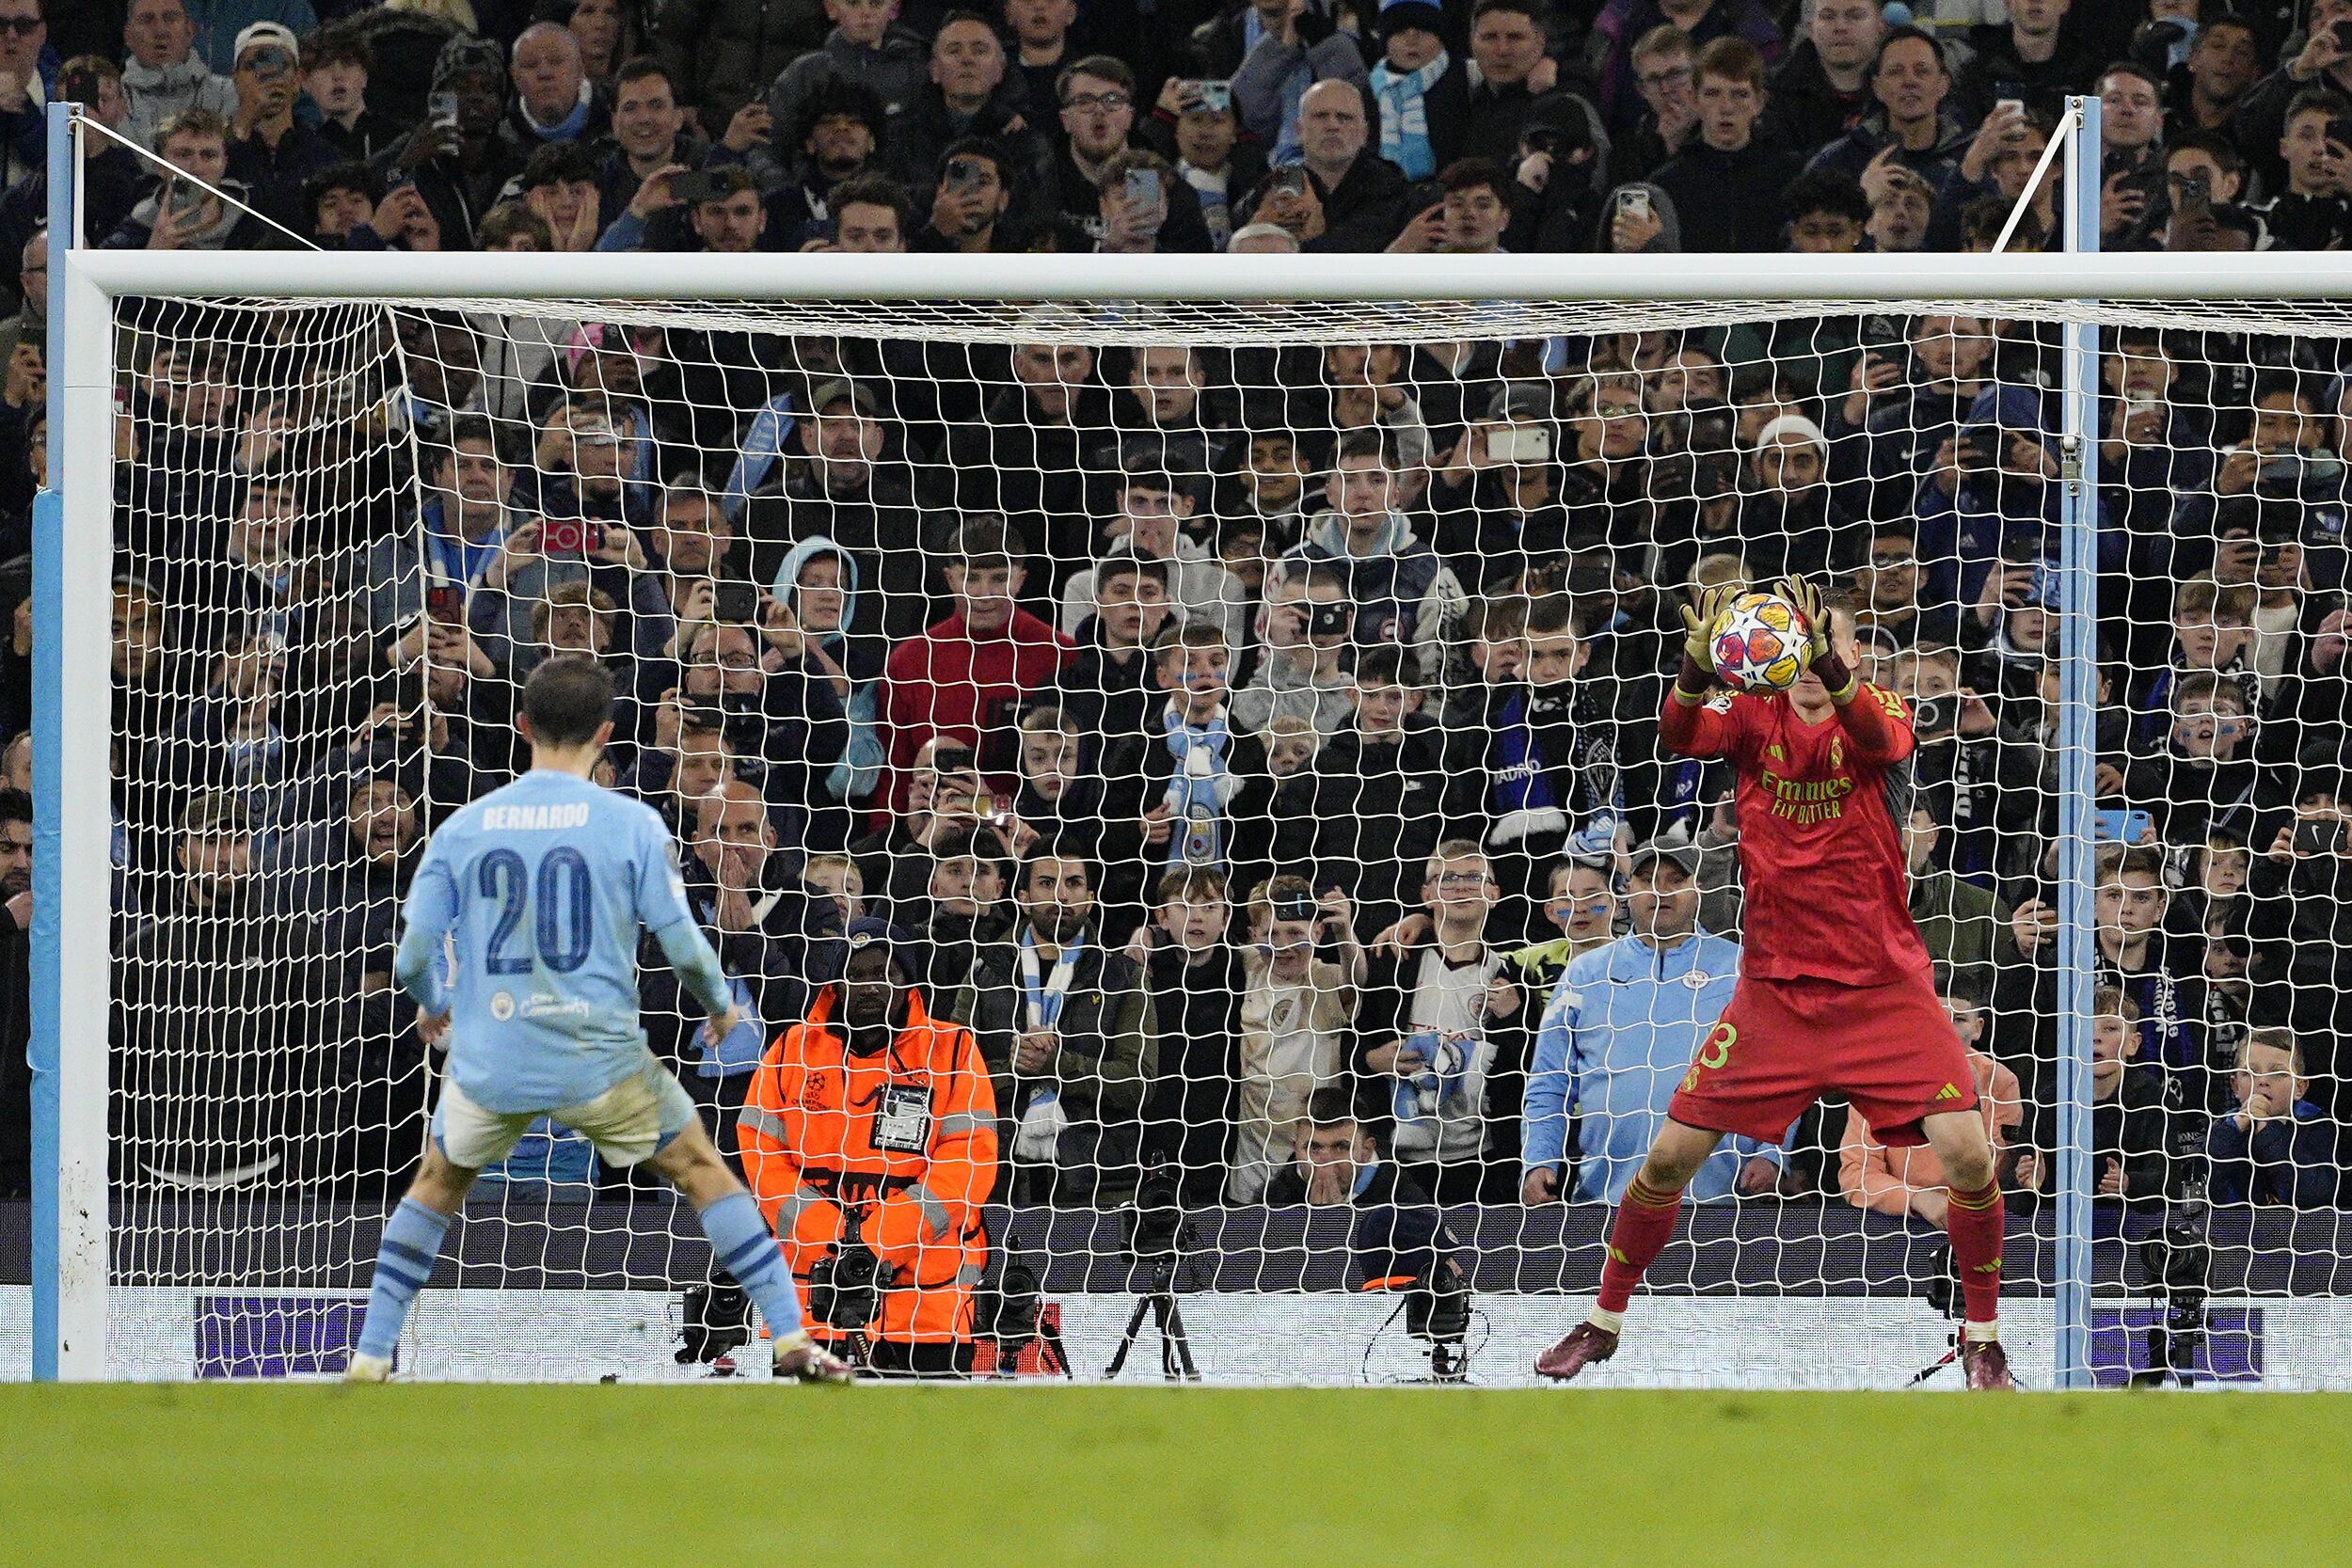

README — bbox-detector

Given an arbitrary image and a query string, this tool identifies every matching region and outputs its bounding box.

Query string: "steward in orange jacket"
[739,919,999,1377]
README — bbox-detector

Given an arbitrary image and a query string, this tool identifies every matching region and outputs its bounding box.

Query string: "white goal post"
[37,94,2352,1386]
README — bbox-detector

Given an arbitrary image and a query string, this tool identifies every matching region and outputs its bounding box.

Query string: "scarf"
[1372,49,1449,180]
[521,80,595,144]
[1163,704,1233,868]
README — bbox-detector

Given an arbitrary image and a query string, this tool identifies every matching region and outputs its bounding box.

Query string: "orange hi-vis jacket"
[739,987,1000,1344]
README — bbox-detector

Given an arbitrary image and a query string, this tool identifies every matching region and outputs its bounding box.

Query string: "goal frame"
[32,96,2346,1386]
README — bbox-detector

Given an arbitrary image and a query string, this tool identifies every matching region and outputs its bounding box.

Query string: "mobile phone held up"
[1123,166,1162,214]
[424,585,466,626]
[713,581,760,625]
[540,519,605,556]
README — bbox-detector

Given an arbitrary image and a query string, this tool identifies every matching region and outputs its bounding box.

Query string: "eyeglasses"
[1593,401,1643,418]
[0,17,41,34]
[1063,90,1130,112]
[1867,550,1916,568]
[1637,65,1692,91]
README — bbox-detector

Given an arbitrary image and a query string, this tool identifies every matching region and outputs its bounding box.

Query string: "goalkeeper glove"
[1678,584,1734,670]
[1772,575,1831,663]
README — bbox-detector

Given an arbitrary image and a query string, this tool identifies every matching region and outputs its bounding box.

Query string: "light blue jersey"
[395,770,730,1114]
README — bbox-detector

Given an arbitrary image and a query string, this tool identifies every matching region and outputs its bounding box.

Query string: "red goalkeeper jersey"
[1660,682,1931,988]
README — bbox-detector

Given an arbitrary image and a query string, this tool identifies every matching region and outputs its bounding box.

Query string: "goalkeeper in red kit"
[1535,578,2014,1389]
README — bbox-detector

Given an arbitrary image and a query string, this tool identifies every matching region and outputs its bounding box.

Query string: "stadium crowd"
[0,0,2349,1337]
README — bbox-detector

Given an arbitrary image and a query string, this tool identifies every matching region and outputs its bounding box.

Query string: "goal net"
[50,266,2352,1387]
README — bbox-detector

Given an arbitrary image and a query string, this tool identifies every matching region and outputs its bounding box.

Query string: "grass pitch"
[4,1385,2348,1566]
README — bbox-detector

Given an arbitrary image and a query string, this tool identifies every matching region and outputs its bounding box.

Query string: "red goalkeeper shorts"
[1665,969,1979,1148]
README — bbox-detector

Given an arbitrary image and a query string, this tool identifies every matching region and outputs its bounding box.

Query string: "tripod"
[1903,1243,1967,1388]
[1104,1252,1200,1382]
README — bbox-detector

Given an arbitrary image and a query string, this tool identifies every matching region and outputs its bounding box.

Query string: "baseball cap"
[1486,382,1552,422]
[234,21,299,64]
[818,916,916,986]
[1628,837,1702,879]
[805,378,880,416]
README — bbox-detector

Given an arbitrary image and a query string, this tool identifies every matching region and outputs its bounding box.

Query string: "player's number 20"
[478,846,594,975]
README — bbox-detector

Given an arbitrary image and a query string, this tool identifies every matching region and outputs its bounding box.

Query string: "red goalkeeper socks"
[1945,1180,2006,1328]
[1596,1176,1687,1315]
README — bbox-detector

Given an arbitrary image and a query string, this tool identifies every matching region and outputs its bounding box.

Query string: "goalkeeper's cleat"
[772,1331,856,1385]
[1961,1338,2016,1391]
[1534,1322,1619,1382]
[342,1353,392,1385]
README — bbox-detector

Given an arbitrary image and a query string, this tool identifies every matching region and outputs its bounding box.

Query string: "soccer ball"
[1709,592,1814,691]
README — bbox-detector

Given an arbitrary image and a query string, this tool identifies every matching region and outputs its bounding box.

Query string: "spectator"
[1127,863,1247,1203]
[122,0,238,150]
[301,23,404,165]
[880,515,1073,811]
[1804,26,1967,198]
[506,23,614,159]
[1649,38,1802,254]
[1003,0,1076,115]
[761,75,889,245]
[1465,593,1624,894]
[599,58,711,220]
[1164,82,1258,250]
[914,137,1016,252]
[768,0,927,142]
[1460,0,1560,163]
[738,374,924,639]
[1353,841,1524,1201]
[1098,622,1275,903]
[883,9,1047,200]
[2173,15,2259,136]
[1233,561,1357,737]
[108,108,273,250]
[955,848,1155,1203]
[1228,0,1366,165]
[1607,24,1696,187]
[1230,874,1359,1201]
[117,788,358,1193]
[1037,552,1172,739]
[1952,0,2098,125]
[1903,803,2010,1001]
[1306,641,1452,916]
[2208,1029,2342,1207]
[1288,426,1464,655]
[1248,76,1410,254]
[224,21,339,233]
[2250,89,2352,252]
[1387,154,1510,254]
[1769,0,1883,159]
[1059,470,1246,648]
[1590,0,1783,135]
[1523,840,1767,1204]
[1840,968,2024,1225]
[379,34,520,251]
[1367,0,1467,182]
[912,822,1014,995]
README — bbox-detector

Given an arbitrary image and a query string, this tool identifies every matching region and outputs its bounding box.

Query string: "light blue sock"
[356,1198,453,1360]
[698,1192,803,1336]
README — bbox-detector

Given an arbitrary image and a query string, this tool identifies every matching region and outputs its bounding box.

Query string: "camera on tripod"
[808,1238,885,1331]
[2133,1099,2214,1386]
[1402,1262,1473,1383]
[1123,1161,1189,1261]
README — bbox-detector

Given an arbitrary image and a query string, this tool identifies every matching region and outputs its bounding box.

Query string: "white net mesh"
[87,286,2352,1386]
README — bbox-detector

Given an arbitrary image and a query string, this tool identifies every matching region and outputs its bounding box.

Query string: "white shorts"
[432,1054,699,1171]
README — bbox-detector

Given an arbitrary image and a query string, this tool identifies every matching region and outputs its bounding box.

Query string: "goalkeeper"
[1535,580,2013,1389]
[343,655,850,1384]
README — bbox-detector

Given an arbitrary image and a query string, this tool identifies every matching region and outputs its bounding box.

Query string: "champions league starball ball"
[1708,592,1814,691]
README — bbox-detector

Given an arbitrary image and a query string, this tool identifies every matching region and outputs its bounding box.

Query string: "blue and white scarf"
[1163,705,1232,868]
[1372,50,1449,181]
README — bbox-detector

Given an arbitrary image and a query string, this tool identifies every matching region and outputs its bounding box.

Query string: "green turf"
[5,1386,2350,1566]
